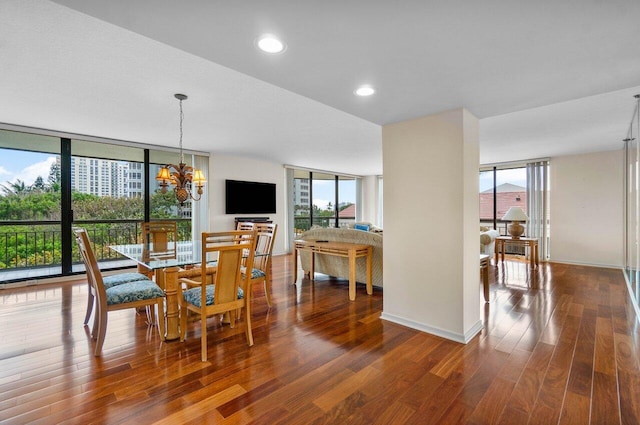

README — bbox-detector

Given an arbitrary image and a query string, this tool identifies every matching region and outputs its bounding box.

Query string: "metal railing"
[0,219,191,273]
[293,216,356,235]
[480,219,509,236]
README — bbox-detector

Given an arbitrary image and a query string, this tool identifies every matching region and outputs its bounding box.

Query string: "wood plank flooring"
[1,255,639,424]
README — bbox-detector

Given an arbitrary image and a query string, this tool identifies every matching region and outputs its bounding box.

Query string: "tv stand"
[235,217,272,226]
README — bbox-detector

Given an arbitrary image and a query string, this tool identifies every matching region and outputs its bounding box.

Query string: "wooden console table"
[495,236,539,269]
[293,239,373,301]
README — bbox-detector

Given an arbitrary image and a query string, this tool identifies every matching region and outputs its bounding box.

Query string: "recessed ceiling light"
[256,35,286,54]
[355,86,375,96]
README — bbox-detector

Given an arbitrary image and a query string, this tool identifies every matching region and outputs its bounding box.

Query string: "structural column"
[380,108,481,343]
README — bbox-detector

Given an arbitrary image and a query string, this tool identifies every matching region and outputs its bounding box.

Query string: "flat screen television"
[225,179,276,214]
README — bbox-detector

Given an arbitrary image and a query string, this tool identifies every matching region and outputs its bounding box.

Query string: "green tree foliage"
[32,176,46,193]
[73,193,143,220]
[151,190,182,218]
[0,191,60,220]
[48,160,61,185]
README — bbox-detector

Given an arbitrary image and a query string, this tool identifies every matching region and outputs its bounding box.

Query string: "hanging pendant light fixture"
[156,94,205,206]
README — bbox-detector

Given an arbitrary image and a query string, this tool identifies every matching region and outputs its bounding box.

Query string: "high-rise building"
[70,157,130,197]
[293,178,310,209]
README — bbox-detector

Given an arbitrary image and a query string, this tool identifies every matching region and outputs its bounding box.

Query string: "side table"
[495,236,539,269]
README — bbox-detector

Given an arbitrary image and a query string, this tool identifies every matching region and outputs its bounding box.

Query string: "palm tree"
[32,176,46,192]
[1,179,28,196]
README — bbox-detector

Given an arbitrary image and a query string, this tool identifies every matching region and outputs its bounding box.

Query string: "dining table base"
[154,266,181,340]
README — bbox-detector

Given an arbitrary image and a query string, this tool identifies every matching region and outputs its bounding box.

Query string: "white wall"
[208,154,287,255]
[381,108,482,343]
[550,149,623,267]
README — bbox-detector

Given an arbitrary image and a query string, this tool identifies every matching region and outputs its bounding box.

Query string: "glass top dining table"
[109,240,264,341]
[109,241,203,270]
[109,240,205,341]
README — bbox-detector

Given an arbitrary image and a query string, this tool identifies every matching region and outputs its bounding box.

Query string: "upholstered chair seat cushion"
[240,266,265,279]
[103,272,150,289]
[250,268,265,279]
[105,280,165,305]
[182,284,244,308]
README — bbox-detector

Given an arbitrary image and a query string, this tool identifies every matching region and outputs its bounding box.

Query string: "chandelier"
[156,94,205,206]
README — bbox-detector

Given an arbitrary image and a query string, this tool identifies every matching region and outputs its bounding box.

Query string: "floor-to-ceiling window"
[479,166,528,235]
[292,169,359,235]
[338,176,356,227]
[0,130,62,280]
[312,172,336,228]
[480,161,549,260]
[0,127,206,283]
[70,139,146,271]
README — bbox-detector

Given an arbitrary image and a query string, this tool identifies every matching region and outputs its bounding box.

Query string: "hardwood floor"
[1,255,639,424]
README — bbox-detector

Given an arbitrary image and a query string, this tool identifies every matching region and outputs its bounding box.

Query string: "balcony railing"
[293,216,356,236]
[480,219,509,236]
[0,219,191,282]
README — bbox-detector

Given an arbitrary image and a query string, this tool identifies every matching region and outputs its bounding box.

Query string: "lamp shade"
[502,207,528,221]
[156,167,172,181]
[192,169,206,184]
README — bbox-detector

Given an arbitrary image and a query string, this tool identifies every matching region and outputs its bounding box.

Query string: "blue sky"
[0,149,57,187]
[479,168,527,192]
[312,179,356,209]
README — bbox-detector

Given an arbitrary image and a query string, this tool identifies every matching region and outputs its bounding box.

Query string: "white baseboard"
[380,312,483,344]
[547,259,622,269]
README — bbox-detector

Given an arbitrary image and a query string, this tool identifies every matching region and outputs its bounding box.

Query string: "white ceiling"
[2,0,640,175]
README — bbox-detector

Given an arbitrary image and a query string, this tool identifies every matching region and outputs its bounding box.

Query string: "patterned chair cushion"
[105,280,165,305]
[240,266,266,279]
[103,272,150,289]
[182,284,244,308]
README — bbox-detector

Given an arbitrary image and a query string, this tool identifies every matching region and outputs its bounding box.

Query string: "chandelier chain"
[179,97,184,163]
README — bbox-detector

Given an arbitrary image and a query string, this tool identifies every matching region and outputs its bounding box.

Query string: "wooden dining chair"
[249,223,278,307]
[83,270,152,325]
[236,221,256,232]
[234,222,277,306]
[178,230,257,362]
[74,228,166,356]
[140,221,178,278]
[81,226,151,325]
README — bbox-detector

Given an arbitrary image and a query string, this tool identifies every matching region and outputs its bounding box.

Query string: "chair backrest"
[253,223,277,272]
[73,228,107,305]
[200,230,257,306]
[141,221,177,260]
[236,222,256,232]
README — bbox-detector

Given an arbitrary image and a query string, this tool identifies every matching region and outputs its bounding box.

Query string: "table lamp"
[502,206,528,239]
